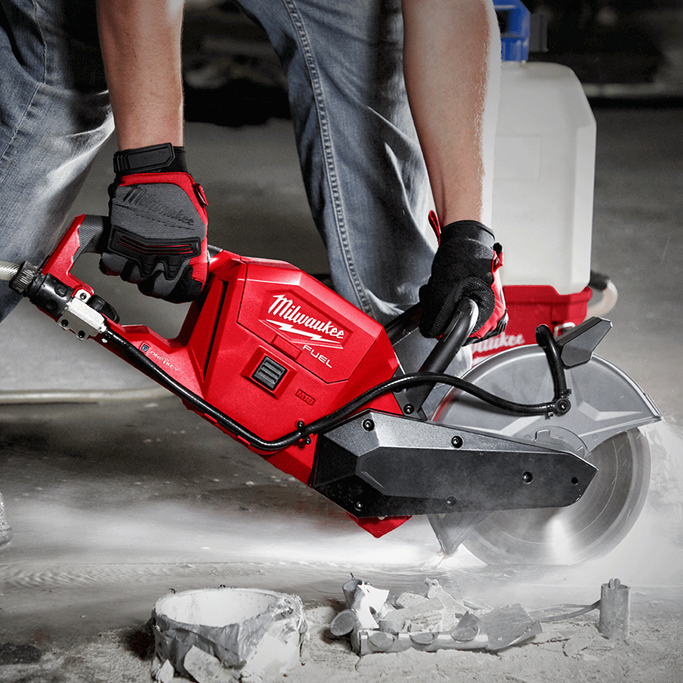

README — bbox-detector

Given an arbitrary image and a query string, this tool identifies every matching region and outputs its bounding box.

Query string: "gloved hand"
[100,143,209,303]
[419,212,507,343]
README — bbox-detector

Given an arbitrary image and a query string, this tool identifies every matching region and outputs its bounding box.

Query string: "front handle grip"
[397,298,479,415]
[73,214,109,260]
[419,297,479,375]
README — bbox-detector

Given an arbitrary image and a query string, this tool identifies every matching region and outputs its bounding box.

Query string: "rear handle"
[12,214,224,326]
[31,214,223,290]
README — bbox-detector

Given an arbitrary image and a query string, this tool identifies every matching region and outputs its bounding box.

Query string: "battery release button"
[252,356,287,391]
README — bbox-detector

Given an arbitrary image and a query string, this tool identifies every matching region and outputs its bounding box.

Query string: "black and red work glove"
[419,211,507,343]
[100,143,209,303]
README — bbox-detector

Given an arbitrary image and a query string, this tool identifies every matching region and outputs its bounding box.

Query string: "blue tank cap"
[494,1,530,61]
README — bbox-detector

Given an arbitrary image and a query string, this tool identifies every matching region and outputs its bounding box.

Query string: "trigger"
[87,295,120,323]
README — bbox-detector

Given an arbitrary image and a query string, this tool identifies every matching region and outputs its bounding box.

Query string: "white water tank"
[491,0,597,295]
[493,60,597,294]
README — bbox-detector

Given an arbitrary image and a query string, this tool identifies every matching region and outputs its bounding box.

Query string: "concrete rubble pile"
[330,577,543,655]
[147,577,627,680]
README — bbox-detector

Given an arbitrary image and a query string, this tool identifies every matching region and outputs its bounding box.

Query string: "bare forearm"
[97,0,185,150]
[403,0,500,225]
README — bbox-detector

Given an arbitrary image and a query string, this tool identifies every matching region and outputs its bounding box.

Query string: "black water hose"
[101,326,568,453]
[536,324,571,412]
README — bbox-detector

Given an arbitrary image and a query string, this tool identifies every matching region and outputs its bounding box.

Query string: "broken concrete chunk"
[184,646,237,683]
[395,592,431,609]
[330,609,359,636]
[450,612,482,643]
[379,580,466,634]
[379,605,443,634]
[406,610,446,633]
[425,579,467,617]
[153,658,175,683]
[479,604,542,651]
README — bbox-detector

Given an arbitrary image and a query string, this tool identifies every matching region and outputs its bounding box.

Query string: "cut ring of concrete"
[152,587,307,681]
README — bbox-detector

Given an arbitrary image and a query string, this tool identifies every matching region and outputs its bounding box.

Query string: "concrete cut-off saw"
[1,215,661,565]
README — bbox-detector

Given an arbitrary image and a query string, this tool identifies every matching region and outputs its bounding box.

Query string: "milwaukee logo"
[474,331,526,354]
[266,294,345,346]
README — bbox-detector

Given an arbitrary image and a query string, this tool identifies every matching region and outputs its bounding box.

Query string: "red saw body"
[41,215,409,537]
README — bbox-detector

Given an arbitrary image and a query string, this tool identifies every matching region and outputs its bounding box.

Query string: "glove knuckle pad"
[105,180,208,300]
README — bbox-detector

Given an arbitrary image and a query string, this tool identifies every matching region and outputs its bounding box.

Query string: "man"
[0,0,506,547]
[96,0,505,337]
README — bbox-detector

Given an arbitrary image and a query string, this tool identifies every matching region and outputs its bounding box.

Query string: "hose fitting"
[8,261,41,295]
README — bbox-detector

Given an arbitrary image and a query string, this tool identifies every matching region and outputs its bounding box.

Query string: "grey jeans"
[0,0,113,321]
[0,0,469,376]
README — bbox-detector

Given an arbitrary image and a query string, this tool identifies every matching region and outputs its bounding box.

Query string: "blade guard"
[428,321,660,557]
[435,342,661,458]
[42,215,408,537]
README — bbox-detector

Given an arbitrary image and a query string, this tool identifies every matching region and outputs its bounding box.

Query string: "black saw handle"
[419,297,480,374]
[70,214,109,259]
[391,298,479,416]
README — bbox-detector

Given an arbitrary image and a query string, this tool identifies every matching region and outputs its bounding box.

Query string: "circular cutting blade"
[461,428,651,565]
[431,343,658,566]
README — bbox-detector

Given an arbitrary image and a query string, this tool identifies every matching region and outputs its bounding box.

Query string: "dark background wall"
[181,0,683,130]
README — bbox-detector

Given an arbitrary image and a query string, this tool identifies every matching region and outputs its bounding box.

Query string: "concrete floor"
[1,104,682,678]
